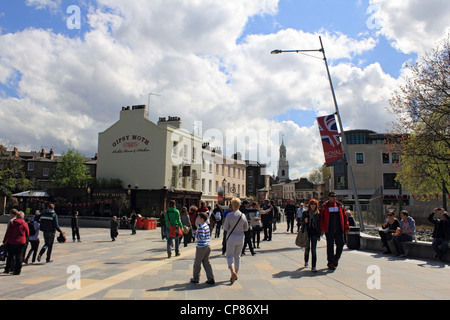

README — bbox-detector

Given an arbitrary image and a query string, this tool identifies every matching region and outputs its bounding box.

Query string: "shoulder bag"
[226,213,243,242]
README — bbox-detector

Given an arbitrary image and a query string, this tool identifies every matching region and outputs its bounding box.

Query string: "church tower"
[277,137,289,181]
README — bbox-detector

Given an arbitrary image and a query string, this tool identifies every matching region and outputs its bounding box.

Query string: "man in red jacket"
[320,192,349,270]
[3,211,29,275]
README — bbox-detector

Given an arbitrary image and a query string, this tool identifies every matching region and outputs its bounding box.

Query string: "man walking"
[71,211,81,242]
[260,200,273,241]
[37,204,65,263]
[284,200,297,233]
[320,192,349,270]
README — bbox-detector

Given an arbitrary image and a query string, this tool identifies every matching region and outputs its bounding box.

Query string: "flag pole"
[319,36,365,231]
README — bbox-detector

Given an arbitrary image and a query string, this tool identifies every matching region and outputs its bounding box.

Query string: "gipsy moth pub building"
[96,105,203,216]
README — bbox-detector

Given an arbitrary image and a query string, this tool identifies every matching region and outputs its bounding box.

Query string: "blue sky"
[0,0,448,177]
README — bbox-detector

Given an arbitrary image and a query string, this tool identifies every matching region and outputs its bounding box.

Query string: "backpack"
[28,221,36,237]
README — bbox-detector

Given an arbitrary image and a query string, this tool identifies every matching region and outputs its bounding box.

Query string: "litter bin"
[136,217,145,230]
[148,218,158,230]
[346,226,360,250]
[142,219,151,230]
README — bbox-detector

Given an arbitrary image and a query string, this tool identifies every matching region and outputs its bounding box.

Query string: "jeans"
[166,229,180,254]
[392,233,412,254]
[305,236,319,268]
[39,232,55,262]
[25,239,40,263]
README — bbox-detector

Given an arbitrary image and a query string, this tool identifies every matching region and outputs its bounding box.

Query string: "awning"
[12,190,50,198]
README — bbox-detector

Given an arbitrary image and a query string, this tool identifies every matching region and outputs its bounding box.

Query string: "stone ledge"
[360,233,450,262]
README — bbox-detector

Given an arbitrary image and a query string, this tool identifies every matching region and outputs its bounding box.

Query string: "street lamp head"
[271,49,282,55]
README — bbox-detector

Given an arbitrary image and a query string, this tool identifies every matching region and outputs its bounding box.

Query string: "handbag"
[169,226,183,238]
[295,229,308,248]
[182,225,191,235]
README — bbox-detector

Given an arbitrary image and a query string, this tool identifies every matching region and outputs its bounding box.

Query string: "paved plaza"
[1,223,449,301]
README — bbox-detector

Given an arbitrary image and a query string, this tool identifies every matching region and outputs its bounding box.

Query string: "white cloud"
[25,0,62,13]
[370,0,450,54]
[0,0,448,178]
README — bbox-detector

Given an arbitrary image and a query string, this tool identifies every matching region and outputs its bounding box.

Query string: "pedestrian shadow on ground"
[272,267,333,279]
[146,280,229,292]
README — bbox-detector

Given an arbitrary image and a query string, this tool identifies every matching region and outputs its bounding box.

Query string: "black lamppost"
[271,36,365,231]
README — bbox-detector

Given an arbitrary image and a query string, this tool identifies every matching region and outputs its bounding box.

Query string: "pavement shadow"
[146,280,229,292]
[272,267,333,279]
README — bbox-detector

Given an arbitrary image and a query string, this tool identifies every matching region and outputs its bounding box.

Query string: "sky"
[0,0,449,179]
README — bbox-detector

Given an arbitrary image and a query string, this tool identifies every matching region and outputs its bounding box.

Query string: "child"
[190,212,215,285]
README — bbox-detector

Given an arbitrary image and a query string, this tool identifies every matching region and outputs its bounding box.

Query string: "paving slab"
[1,223,449,303]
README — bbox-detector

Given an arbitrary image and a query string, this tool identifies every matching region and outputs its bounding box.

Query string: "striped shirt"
[194,222,211,248]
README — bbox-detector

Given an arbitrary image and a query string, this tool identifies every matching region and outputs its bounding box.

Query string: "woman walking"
[3,211,29,275]
[180,207,192,247]
[300,199,321,272]
[223,198,248,284]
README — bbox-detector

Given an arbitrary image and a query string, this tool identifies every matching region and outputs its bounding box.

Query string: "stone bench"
[359,233,450,262]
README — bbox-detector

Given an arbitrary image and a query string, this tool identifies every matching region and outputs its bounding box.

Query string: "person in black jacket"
[285,201,297,233]
[71,211,81,242]
[428,208,450,261]
[110,216,119,241]
[37,204,64,263]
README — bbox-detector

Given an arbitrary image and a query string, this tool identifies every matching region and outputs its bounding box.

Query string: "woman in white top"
[223,197,248,284]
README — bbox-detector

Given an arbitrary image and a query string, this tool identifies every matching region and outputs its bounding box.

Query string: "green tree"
[388,35,450,195]
[0,146,33,197]
[53,149,92,188]
[308,164,331,185]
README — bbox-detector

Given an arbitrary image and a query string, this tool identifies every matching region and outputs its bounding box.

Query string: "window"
[192,170,197,190]
[43,168,50,177]
[215,180,219,193]
[172,141,178,156]
[171,166,177,187]
[28,162,34,171]
[356,153,364,165]
[382,153,390,164]
[392,153,400,164]
[208,180,212,194]
[335,175,347,190]
[202,179,205,192]
[383,173,399,189]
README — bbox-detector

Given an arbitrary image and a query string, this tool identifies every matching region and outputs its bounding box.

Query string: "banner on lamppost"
[317,114,345,167]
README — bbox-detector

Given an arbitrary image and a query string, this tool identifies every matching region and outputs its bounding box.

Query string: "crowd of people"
[2,193,448,282]
[1,204,68,275]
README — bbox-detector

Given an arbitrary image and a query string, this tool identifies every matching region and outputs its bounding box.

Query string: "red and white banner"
[317,114,344,166]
